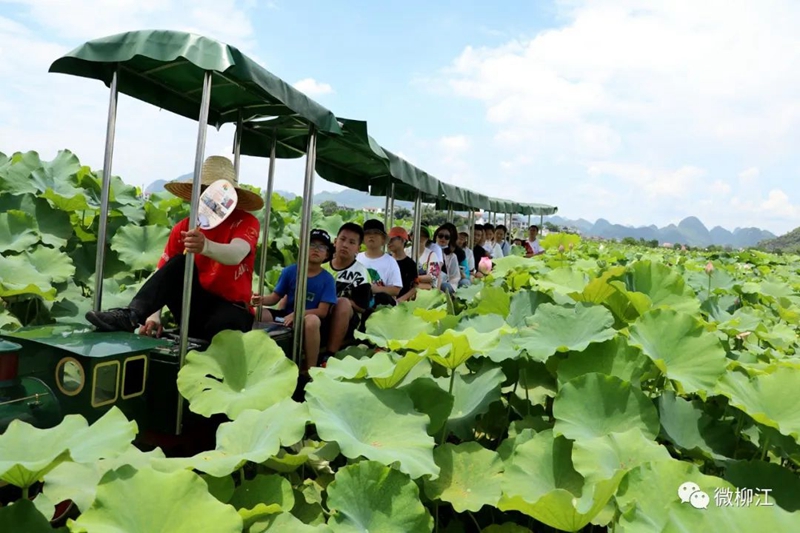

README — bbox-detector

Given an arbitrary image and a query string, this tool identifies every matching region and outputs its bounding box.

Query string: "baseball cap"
[388,226,409,241]
[363,219,386,235]
[310,229,334,260]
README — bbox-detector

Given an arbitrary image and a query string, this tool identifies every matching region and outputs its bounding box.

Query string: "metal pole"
[468,210,475,248]
[175,71,212,435]
[292,126,318,366]
[93,67,119,312]
[383,179,391,230]
[232,110,243,175]
[388,183,395,229]
[540,214,544,227]
[447,202,454,223]
[528,214,531,228]
[256,132,277,323]
[411,192,422,262]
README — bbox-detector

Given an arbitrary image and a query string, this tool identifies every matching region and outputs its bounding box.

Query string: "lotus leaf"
[306,373,438,479]
[326,461,434,533]
[715,366,800,444]
[250,512,333,532]
[0,308,22,330]
[724,460,800,512]
[510,359,557,409]
[110,224,171,271]
[621,260,700,313]
[483,524,532,533]
[658,391,739,460]
[315,351,423,389]
[436,365,505,440]
[25,246,76,285]
[155,399,310,477]
[662,501,800,533]
[556,336,655,387]
[230,474,294,527]
[470,285,511,317]
[355,304,434,349]
[0,253,58,299]
[507,290,554,327]
[514,303,617,362]
[0,150,41,194]
[553,373,660,441]
[571,428,672,485]
[405,330,478,369]
[177,329,298,419]
[534,267,588,300]
[69,465,243,533]
[629,308,728,394]
[201,473,235,503]
[0,499,64,533]
[423,442,504,512]
[0,210,39,252]
[399,377,455,436]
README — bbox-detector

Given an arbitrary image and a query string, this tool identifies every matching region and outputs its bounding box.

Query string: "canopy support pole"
[175,71,212,436]
[93,66,119,312]
[256,132,277,323]
[468,210,475,249]
[232,110,243,175]
[411,192,422,262]
[528,214,531,227]
[292,125,318,366]
[383,179,391,230]
[540,214,544,227]
[388,183,395,230]
[447,202,454,223]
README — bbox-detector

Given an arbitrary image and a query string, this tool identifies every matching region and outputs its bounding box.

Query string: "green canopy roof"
[369,149,440,200]
[239,116,389,192]
[49,30,342,134]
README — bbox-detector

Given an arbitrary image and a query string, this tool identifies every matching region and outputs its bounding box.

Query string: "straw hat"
[164,156,264,212]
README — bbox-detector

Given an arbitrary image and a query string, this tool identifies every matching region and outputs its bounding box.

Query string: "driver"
[85,156,263,342]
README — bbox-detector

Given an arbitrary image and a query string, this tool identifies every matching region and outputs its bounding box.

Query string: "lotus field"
[1,150,800,532]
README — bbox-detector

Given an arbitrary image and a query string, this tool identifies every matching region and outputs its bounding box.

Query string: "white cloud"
[293,78,334,96]
[439,135,471,152]
[738,167,760,185]
[710,179,732,195]
[587,162,706,199]
[761,189,798,218]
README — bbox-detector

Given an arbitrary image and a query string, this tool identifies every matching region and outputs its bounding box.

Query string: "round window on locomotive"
[55,357,85,396]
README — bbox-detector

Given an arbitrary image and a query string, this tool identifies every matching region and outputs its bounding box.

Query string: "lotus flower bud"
[705,262,714,275]
[479,256,493,275]
[558,244,565,253]
[569,242,574,250]
[736,331,751,340]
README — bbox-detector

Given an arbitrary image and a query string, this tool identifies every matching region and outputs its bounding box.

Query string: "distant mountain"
[543,215,775,248]
[758,226,800,253]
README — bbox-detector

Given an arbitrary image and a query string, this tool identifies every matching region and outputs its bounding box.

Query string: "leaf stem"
[760,435,770,462]
[468,511,482,532]
[440,371,456,446]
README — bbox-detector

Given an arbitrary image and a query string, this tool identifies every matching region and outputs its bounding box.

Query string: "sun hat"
[164,156,264,212]
[363,218,387,235]
[388,226,409,242]
[458,226,470,235]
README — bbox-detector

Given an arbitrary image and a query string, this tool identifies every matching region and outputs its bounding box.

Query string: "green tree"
[393,207,412,220]
[320,200,339,216]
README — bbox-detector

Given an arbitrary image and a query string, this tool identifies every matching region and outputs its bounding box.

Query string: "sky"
[2,0,800,235]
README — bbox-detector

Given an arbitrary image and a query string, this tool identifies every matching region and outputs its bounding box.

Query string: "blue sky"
[2,0,800,235]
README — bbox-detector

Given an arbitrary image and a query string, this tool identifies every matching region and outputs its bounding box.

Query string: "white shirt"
[528,239,543,254]
[356,252,403,288]
[484,240,504,259]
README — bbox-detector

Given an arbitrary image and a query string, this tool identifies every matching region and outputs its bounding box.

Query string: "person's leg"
[327,297,354,354]
[86,255,190,332]
[198,301,254,341]
[303,314,322,369]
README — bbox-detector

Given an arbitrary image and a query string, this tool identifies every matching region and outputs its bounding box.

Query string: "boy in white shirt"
[481,223,504,259]
[526,225,545,257]
[356,219,403,306]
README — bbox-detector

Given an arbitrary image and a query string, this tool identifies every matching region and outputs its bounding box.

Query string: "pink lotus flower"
[479,256,493,275]
[705,262,714,275]
[681,245,687,251]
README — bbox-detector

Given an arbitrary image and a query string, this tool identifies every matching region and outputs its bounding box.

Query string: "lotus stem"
[468,511,482,532]
[23,485,29,500]
[760,435,770,462]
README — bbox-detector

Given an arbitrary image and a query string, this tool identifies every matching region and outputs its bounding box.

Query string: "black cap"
[363,218,386,235]
[310,229,335,260]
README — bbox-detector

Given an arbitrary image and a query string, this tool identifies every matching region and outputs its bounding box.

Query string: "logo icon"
[678,481,710,510]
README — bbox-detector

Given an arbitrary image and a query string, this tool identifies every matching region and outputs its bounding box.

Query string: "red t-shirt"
[158,210,260,314]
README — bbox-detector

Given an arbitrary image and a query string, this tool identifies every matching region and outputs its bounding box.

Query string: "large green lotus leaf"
[469,285,511,317]
[756,322,798,351]
[0,407,135,488]
[483,524,533,533]
[31,153,93,213]
[657,391,738,461]
[715,366,800,443]
[404,285,449,311]
[556,336,655,387]
[307,374,437,479]
[155,399,309,477]
[110,224,171,271]
[553,373,660,441]
[0,150,42,194]
[355,304,435,349]
[724,460,800,512]
[250,512,333,532]
[314,351,424,389]
[0,499,64,533]
[571,428,672,486]
[177,330,298,419]
[69,465,243,533]
[484,334,522,363]
[229,474,294,527]
[507,289,554,327]
[491,255,534,277]
[43,446,169,514]
[685,266,736,294]
[0,308,22,331]
[25,246,76,285]
[0,210,39,252]
[423,442,504,512]
[514,303,617,363]
[3,194,75,247]
[436,365,505,440]
[326,461,434,533]
[661,500,800,533]
[405,329,488,369]
[0,253,57,300]
[621,260,699,313]
[534,267,588,304]
[509,359,557,409]
[399,377,455,436]
[573,278,652,325]
[629,308,727,394]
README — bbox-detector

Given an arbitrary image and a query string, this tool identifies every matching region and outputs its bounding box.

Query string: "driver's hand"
[182,229,206,254]
[139,319,163,338]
